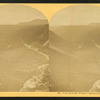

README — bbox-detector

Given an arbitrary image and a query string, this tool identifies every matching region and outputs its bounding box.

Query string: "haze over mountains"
[0,19,49,91]
[0,19,48,51]
[50,23,100,92]
[50,23,100,52]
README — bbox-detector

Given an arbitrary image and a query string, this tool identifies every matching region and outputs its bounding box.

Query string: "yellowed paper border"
[0,92,100,97]
[0,3,100,97]
[0,3,100,21]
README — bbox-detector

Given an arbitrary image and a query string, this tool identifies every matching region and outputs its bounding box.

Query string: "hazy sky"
[50,5,100,26]
[0,5,46,25]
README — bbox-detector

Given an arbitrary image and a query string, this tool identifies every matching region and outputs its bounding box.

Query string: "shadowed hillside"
[0,19,48,49]
[50,23,100,92]
[0,19,49,92]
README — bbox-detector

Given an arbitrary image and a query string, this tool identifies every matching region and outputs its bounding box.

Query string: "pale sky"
[50,5,100,26]
[0,4,46,25]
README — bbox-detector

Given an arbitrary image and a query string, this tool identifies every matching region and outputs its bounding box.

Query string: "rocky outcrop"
[89,80,100,92]
[20,64,49,92]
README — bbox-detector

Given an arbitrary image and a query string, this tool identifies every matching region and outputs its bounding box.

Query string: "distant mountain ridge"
[17,19,48,26]
[50,23,100,52]
[51,23,100,42]
[0,19,49,50]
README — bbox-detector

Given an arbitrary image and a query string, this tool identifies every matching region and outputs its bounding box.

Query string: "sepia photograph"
[0,4,49,92]
[50,5,100,92]
[0,2,100,97]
